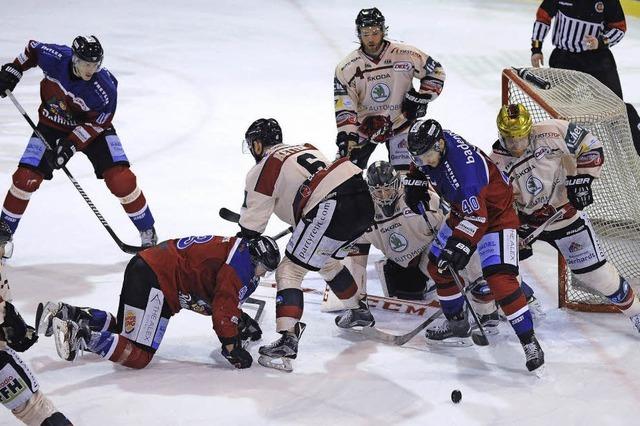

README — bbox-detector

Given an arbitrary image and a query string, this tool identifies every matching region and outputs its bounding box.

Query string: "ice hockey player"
[37,235,279,370]
[237,118,375,371]
[326,160,501,335]
[0,35,157,246]
[334,7,446,171]
[404,118,544,372]
[0,223,72,425]
[492,103,640,330]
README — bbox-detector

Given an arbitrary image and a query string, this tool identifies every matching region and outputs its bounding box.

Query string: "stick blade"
[219,207,241,223]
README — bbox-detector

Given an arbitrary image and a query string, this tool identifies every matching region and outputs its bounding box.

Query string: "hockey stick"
[218,207,292,240]
[361,308,443,345]
[5,90,143,254]
[244,296,266,322]
[418,202,489,346]
[520,206,566,247]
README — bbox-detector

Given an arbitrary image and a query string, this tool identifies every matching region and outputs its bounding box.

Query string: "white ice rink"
[1,0,640,424]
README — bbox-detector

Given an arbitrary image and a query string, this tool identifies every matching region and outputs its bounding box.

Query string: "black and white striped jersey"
[531,0,626,53]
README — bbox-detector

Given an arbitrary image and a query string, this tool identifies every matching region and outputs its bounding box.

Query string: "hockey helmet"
[244,118,282,163]
[497,104,532,139]
[408,119,443,155]
[72,35,104,64]
[366,161,401,217]
[247,236,281,272]
[356,7,387,34]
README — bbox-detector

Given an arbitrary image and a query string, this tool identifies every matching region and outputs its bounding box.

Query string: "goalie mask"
[497,103,532,157]
[244,118,282,163]
[366,161,401,217]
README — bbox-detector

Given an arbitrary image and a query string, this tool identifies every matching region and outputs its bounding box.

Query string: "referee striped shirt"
[531,0,626,53]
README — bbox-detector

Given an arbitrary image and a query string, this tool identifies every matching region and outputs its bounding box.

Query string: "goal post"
[501,67,640,312]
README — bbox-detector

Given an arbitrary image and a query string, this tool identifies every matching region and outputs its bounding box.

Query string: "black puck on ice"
[451,389,462,404]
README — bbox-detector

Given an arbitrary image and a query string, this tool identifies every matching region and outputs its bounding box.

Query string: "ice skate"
[472,310,500,336]
[527,295,546,322]
[52,318,91,362]
[425,315,472,347]
[258,322,306,372]
[521,334,545,373]
[36,301,93,337]
[335,299,375,329]
[140,226,158,247]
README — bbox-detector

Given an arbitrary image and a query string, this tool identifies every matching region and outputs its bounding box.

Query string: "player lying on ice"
[36,235,280,370]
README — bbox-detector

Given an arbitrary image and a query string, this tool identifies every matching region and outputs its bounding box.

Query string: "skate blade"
[530,364,546,378]
[336,320,375,330]
[52,318,77,361]
[425,337,473,348]
[258,355,294,372]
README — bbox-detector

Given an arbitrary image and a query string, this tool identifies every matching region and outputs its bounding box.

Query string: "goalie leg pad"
[382,259,428,300]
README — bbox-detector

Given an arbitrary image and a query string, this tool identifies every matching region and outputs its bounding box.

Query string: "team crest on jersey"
[525,175,543,195]
[371,83,391,103]
[124,310,137,334]
[595,2,604,13]
[389,232,408,252]
[299,184,312,198]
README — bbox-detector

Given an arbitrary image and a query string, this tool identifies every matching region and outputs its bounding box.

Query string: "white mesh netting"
[503,67,640,311]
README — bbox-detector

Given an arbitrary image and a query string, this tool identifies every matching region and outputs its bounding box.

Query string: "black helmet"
[244,118,282,163]
[366,161,401,217]
[356,7,386,33]
[72,35,104,64]
[247,236,281,272]
[407,119,443,156]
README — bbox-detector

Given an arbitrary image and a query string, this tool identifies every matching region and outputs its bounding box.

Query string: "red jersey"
[139,235,257,339]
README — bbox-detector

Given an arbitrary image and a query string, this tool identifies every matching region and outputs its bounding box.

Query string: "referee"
[530,0,640,155]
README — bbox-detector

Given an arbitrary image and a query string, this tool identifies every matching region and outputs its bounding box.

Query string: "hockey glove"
[437,237,474,273]
[358,115,393,143]
[238,311,262,342]
[519,204,557,227]
[401,88,430,121]
[336,131,360,158]
[220,336,253,369]
[0,302,38,352]
[53,138,76,169]
[565,175,594,210]
[402,170,431,214]
[0,63,22,97]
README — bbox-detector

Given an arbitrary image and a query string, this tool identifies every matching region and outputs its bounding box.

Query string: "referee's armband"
[531,40,542,55]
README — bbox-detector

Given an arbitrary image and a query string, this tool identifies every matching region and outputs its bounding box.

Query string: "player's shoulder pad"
[336,50,363,74]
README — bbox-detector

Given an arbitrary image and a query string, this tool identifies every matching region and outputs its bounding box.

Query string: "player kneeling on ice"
[325,161,501,334]
[237,118,375,371]
[0,224,72,425]
[37,235,279,370]
[492,104,640,330]
[404,119,544,372]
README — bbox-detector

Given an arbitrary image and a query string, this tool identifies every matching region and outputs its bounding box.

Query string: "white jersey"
[359,188,443,268]
[490,119,603,231]
[334,41,445,138]
[239,143,362,233]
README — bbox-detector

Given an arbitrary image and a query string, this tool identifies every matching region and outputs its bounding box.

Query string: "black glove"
[565,175,594,210]
[437,236,474,273]
[238,311,262,342]
[358,115,393,143]
[402,170,431,214]
[336,131,360,158]
[220,336,253,369]
[401,88,430,121]
[53,138,76,169]
[0,302,38,352]
[0,63,22,98]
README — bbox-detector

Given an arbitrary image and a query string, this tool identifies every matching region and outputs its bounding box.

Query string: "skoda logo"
[389,232,408,252]
[526,175,543,195]
[371,83,391,103]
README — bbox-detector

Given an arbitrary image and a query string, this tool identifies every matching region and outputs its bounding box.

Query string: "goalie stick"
[361,308,443,345]
[5,90,143,254]
[418,202,489,346]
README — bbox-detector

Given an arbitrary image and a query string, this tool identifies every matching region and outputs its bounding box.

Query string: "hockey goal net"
[502,67,640,313]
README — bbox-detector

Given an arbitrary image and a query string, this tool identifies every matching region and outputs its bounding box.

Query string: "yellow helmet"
[497,104,532,139]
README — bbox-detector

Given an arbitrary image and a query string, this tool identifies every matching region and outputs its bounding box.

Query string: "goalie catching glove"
[565,175,594,210]
[437,237,474,273]
[401,88,430,121]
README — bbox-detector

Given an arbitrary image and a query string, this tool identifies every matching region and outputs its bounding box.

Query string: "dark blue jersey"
[12,40,118,149]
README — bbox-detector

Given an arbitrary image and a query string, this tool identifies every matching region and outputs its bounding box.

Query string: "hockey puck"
[451,389,462,404]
